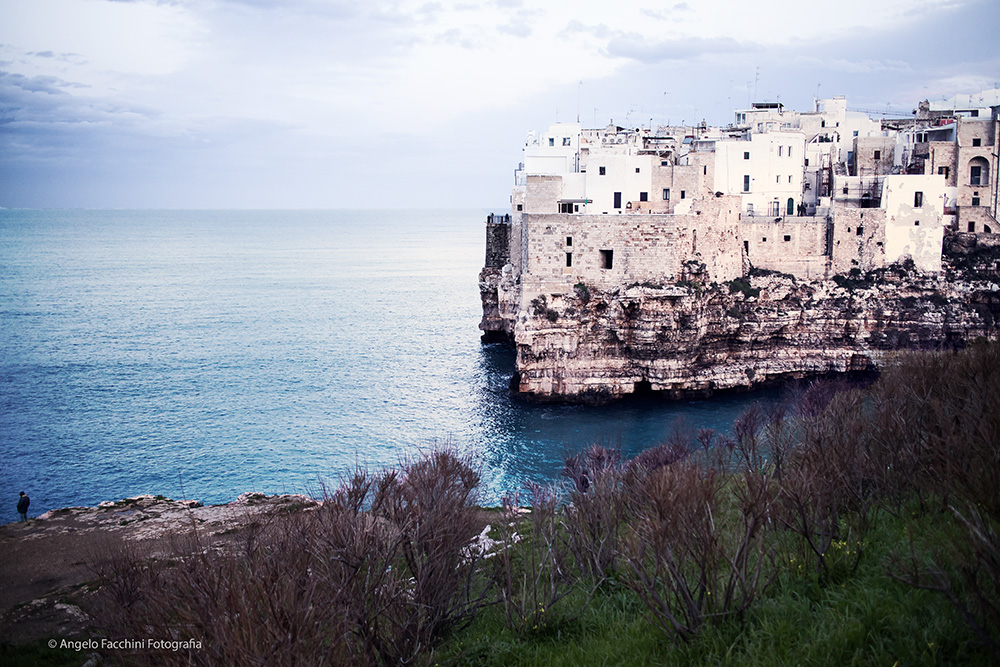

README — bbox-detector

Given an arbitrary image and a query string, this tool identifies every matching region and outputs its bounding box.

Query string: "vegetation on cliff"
[33,344,999,666]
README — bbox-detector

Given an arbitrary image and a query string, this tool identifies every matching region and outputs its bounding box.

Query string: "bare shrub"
[91,510,358,666]
[775,390,869,583]
[496,483,581,633]
[376,449,495,657]
[879,343,1000,657]
[89,449,494,667]
[563,443,621,492]
[624,458,775,641]
[630,441,691,475]
[563,474,628,582]
[889,505,1000,660]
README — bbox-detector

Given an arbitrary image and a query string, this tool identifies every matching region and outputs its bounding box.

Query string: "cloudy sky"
[1,0,997,209]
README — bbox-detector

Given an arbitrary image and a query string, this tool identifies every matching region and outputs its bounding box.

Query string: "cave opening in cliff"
[633,379,654,395]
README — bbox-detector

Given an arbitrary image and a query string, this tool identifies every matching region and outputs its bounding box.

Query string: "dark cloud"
[606,34,756,63]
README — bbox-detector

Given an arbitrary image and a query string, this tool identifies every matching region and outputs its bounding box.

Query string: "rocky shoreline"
[0,493,317,647]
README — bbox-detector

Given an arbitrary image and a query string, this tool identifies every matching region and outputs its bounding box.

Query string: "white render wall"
[714,132,805,216]
[882,174,947,272]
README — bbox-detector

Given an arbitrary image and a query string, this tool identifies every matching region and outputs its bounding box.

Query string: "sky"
[0,0,998,209]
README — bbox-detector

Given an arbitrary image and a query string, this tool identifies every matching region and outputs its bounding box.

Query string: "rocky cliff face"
[482,235,1000,404]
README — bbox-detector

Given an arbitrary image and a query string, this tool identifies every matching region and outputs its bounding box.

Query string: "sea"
[1,209,782,517]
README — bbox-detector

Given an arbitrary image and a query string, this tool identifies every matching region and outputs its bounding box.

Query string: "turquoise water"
[0,209,778,516]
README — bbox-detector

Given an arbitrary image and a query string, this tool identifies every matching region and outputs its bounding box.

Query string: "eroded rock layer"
[483,240,1000,404]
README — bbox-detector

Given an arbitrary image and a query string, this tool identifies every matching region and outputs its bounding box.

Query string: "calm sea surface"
[1,209,780,517]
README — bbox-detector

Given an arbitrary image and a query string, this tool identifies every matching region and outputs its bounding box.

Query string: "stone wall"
[484,220,510,269]
[830,206,887,273]
[519,195,743,297]
[525,175,563,213]
[742,216,830,279]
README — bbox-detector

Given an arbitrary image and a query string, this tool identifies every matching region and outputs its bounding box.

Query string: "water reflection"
[472,342,784,502]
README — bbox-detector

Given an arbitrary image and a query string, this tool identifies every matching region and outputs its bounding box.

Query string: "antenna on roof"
[577,80,582,123]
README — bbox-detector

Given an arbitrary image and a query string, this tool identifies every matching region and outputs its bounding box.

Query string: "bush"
[90,449,493,666]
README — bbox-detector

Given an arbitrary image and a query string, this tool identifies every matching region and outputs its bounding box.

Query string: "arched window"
[969,157,989,186]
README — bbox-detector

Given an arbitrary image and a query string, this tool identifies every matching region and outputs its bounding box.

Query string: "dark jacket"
[17,495,29,514]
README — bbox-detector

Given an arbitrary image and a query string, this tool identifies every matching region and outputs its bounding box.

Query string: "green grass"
[436,509,989,666]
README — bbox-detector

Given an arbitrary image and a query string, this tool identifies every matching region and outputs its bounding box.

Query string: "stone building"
[885,91,1000,234]
[481,95,1000,341]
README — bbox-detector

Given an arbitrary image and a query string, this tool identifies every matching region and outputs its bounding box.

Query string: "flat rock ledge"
[0,493,318,646]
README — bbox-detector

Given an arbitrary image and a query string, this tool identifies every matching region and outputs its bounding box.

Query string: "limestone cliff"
[481,234,1000,403]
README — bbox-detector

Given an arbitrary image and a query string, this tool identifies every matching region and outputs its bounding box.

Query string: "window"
[783,235,791,242]
[776,175,780,184]
[662,188,670,200]
[661,160,669,166]
[639,192,648,202]
[971,165,983,185]
[874,150,881,160]
[778,146,783,157]
[566,236,572,246]
[914,220,920,226]
[559,202,574,213]
[635,167,640,173]
[805,158,810,167]
[548,137,555,146]
[703,165,707,175]
[744,151,750,160]
[969,221,976,232]
[973,138,982,147]
[857,226,864,236]
[743,175,750,192]
[788,146,793,158]
[599,249,614,270]
[562,137,571,146]
[971,110,979,117]
[613,192,622,209]
[516,204,523,211]
[680,190,686,199]
[914,191,923,207]
[762,237,767,242]
[973,195,981,206]
[565,253,573,267]
[599,166,606,176]
[788,175,793,183]
[938,166,950,178]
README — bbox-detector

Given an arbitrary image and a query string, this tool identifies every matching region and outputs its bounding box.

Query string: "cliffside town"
[480,91,1000,402]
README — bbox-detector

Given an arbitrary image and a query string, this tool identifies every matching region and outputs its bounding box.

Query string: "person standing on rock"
[16,491,29,522]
